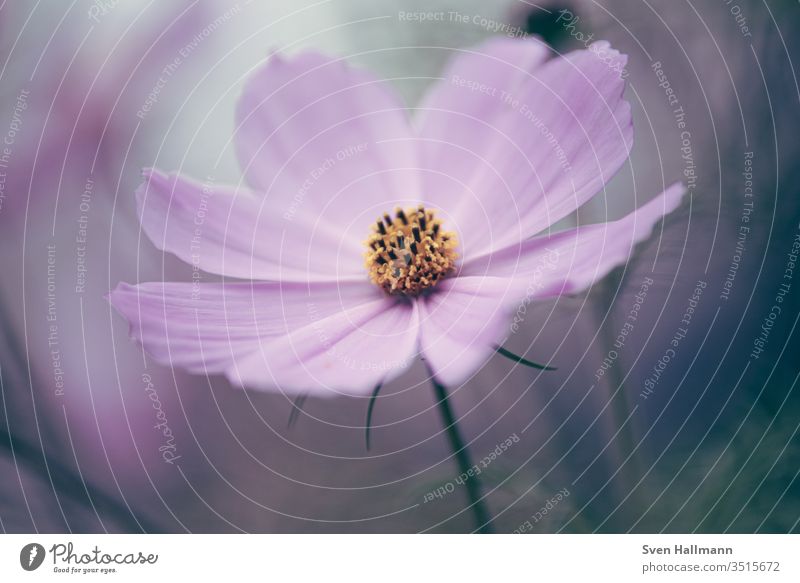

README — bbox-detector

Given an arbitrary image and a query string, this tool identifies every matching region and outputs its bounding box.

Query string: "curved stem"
[365,383,383,450]
[495,345,557,370]
[287,393,308,428]
[430,376,493,534]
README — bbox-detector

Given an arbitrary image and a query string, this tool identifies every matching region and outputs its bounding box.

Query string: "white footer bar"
[0,534,796,582]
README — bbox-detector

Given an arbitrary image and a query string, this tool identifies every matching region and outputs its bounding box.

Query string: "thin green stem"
[365,383,383,450]
[495,345,557,370]
[287,393,308,428]
[430,376,493,534]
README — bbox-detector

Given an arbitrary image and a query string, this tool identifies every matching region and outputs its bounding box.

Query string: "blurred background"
[0,0,798,533]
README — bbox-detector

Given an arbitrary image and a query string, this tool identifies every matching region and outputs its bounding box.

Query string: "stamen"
[364,206,458,296]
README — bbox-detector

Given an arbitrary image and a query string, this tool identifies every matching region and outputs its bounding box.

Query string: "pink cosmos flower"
[110,37,684,396]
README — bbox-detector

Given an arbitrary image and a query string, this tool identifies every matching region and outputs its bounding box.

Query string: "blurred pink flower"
[110,37,684,395]
[0,3,207,221]
[0,3,218,515]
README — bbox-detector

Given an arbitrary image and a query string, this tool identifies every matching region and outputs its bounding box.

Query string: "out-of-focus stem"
[0,425,159,532]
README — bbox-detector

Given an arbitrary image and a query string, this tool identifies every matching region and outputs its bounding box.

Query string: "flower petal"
[230,300,419,396]
[108,279,382,384]
[136,168,364,281]
[417,40,633,257]
[419,277,517,387]
[460,183,686,297]
[414,36,550,134]
[417,183,683,387]
[234,51,420,238]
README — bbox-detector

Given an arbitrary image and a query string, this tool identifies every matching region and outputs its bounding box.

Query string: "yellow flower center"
[364,206,458,296]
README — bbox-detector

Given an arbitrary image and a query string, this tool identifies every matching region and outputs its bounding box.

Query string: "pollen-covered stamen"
[364,206,458,296]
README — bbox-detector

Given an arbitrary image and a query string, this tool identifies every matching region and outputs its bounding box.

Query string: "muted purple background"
[0,0,798,533]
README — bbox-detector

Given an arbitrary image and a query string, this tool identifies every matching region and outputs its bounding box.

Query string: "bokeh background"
[0,0,798,533]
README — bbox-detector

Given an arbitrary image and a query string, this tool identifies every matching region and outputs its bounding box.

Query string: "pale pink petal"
[108,279,382,384]
[112,41,680,397]
[418,277,518,387]
[417,40,633,258]
[137,168,363,281]
[461,183,686,298]
[231,300,419,395]
[234,52,420,240]
[414,37,550,135]
[418,184,684,386]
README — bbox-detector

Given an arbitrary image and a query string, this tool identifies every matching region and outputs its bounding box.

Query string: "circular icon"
[19,543,46,571]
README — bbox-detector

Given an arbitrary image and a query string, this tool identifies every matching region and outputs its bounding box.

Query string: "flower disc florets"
[364,206,458,295]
